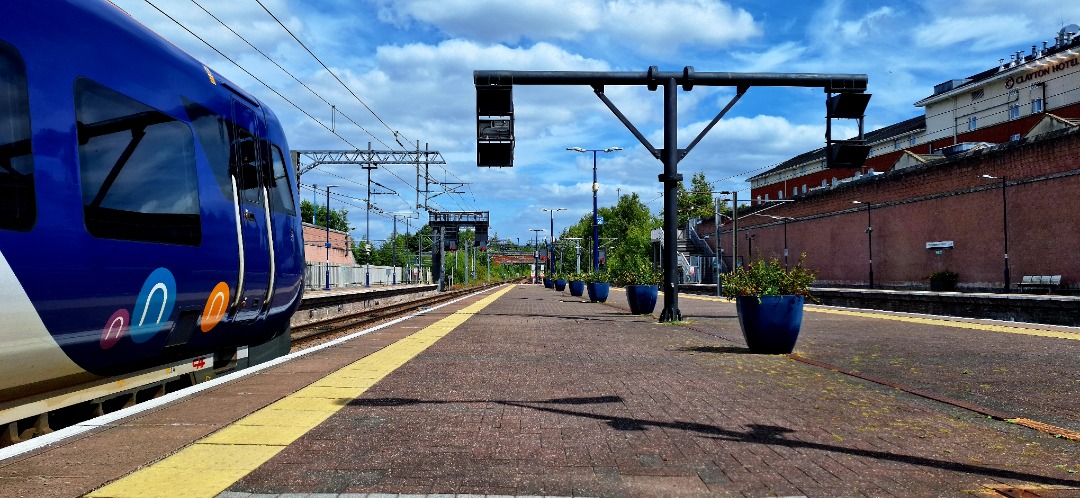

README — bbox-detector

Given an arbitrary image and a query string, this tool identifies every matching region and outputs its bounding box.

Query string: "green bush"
[720,255,815,298]
[583,268,609,283]
[612,260,661,287]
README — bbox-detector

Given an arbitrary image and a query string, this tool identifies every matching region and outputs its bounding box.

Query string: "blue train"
[0,1,304,405]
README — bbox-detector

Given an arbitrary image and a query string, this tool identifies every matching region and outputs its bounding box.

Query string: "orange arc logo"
[200,282,231,332]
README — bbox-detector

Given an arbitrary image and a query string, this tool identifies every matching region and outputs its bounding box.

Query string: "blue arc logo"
[130,267,177,343]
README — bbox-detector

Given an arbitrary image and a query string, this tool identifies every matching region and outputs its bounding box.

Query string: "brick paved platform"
[3,283,1079,497]
[236,284,1078,496]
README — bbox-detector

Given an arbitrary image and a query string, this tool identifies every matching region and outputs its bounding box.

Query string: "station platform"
[2,283,1079,497]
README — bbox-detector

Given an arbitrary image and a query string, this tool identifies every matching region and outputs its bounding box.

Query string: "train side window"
[267,144,295,216]
[75,78,201,245]
[183,99,233,202]
[230,107,264,207]
[0,39,35,231]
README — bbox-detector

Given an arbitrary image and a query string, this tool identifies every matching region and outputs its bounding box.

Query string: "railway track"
[289,282,507,350]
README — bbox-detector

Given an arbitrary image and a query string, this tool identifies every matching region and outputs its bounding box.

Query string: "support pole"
[659,78,681,322]
[1002,177,1010,293]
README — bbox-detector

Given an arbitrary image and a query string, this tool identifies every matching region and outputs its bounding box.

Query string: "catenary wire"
[253,0,408,149]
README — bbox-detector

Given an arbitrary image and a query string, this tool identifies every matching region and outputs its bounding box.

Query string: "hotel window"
[764,194,770,201]
[778,190,783,199]
[792,187,797,197]
[967,115,977,131]
[1008,104,1020,120]
[909,135,916,147]
[893,138,900,150]
[1032,98,1044,114]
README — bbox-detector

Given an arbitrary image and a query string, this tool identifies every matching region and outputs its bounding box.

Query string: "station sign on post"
[476,84,514,167]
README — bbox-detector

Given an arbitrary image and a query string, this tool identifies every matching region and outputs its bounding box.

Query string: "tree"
[300,200,349,232]
[678,172,715,226]
[600,193,661,279]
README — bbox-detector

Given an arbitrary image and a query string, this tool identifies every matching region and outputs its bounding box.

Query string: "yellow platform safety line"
[88,285,515,498]
[678,294,1080,341]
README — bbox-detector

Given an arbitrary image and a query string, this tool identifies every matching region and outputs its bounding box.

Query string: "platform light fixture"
[541,208,566,274]
[852,200,873,289]
[567,146,622,271]
[980,174,1010,293]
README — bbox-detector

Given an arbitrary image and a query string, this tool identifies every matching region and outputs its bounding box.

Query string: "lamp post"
[754,213,794,268]
[852,200,873,289]
[981,174,1010,293]
[567,146,621,271]
[565,237,583,273]
[713,196,732,297]
[541,207,565,274]
[529,228,544,283]
[323,185,339,291]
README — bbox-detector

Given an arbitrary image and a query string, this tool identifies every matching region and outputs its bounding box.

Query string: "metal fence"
[304,262,430,290]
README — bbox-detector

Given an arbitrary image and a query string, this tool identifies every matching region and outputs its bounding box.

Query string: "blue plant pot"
[735,295,805,354]
[544,277,553,288]
[625,285,658,315]
[569,280,585,297]
[554,279,567,291]
[586,282,610,303]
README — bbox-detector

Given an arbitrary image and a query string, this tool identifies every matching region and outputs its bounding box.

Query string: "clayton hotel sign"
[1006,53,1080,89]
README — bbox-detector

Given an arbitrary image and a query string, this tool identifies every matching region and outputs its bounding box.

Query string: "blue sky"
[109,0,1080,247]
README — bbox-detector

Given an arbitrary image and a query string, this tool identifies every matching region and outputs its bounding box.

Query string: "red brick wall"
[302,224,354,265]
[705,127,1080,291]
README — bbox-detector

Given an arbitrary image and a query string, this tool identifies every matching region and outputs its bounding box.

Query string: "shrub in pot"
[721,255,816,354]
[613,261,661,315]
[584,269,611,303]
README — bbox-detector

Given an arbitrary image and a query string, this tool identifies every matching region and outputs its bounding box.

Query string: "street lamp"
[754,213,794,268]
[529,228,544,283]
[565,237,583,273]
[541,207,565,274]
[744,233,757,262]
[712,197,732,297]
[852,200,873,289]
[981,174,1010,293]
[567,146,622,271]
[323,185,339,291]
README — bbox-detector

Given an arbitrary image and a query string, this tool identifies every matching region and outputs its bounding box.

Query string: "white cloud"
[372,0,761,54]
[912,16,1036,52]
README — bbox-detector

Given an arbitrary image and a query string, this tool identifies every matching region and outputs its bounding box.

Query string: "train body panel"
[0,0,304,402]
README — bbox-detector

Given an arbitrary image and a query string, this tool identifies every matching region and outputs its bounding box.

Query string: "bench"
[1017,275,1061,294]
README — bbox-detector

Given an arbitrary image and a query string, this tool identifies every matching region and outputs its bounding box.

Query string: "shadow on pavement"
[349,395,1080,487]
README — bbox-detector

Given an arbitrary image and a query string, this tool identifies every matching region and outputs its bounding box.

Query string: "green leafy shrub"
[583,268,609,283]
[720,255,816,298]
[924,270,959,283]
[612,260,661,287]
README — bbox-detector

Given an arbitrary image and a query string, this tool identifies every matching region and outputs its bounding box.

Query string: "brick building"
[699,125,1080,292]
[301,222,354,265]
[748,25,1080,204]
[686,25,1080,292]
